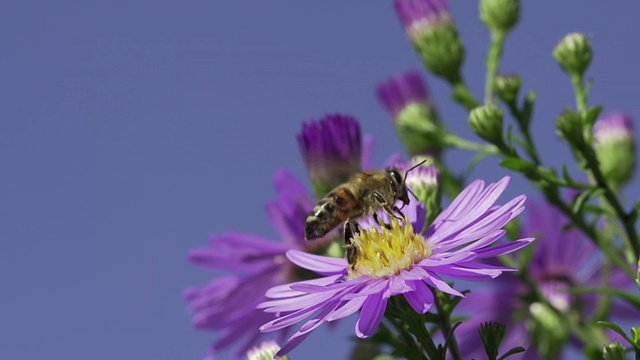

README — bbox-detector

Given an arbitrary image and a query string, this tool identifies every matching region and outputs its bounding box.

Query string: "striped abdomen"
[305,187,361,240]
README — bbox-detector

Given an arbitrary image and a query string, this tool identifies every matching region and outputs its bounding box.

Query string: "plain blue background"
[2,1,639,359]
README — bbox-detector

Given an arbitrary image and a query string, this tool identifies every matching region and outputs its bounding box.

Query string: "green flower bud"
[494,74,522,104]
[480,0,520,33]
[394,0,464,84]
[603,341,627,360]
[553,33,593,77]
[469,104,505,145]
[246,341,288,360]
[377,70,445,158]
[593,112,636,190]
[478,322,507,359]
[556,109,584,145]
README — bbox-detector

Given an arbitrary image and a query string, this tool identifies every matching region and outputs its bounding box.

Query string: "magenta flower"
[456,201,635,359]
[377,70,433,119]
[298,113,375,196]
[183,170,318,359]
[394,0,451,41]
[184,116,375,359]
[259,176,533,357]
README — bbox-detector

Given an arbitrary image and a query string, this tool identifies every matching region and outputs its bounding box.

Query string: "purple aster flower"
[259,176,533,357]
[377,70,432,118]
[183,169,325,359]
[456,200,635,359]
[394,0,464,84]
[593,112,635,188]
[376,71,444,156]
[298,113,373,197]
[394,0,451,41]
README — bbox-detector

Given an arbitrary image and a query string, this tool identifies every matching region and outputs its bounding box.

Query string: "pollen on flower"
[349,216,432,279]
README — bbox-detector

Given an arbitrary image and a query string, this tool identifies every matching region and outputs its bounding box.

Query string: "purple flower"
[594,112,634,144]
[376,71,444,156]
[457,201,635,359]
[593,112,636,188]
[377,70,432,118]
[394,0,451,40]
[298,114,374,196]
[259,177,532,357]
[183,170,324,359]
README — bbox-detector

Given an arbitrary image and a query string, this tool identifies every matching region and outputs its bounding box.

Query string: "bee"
[305,161,425,266]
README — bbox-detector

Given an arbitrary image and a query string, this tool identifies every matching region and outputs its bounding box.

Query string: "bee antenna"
[406,187,419,201]
[402,159,428,184]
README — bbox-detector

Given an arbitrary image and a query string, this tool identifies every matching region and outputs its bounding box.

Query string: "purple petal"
[404,280,434,314]
[272,168,308,199]
[325,296,368,322]
[386,275,416,296]
[361,134,376,170]
[356,292,388,338]
[474,238,535,258]
[264,275,342,299]
[341,278,388,300]
[423,272,464,297]
[286,250,348,275]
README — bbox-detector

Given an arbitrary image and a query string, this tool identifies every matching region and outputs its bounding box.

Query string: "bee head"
[388,168,410,205]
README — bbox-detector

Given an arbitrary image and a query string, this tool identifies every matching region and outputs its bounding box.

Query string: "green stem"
[505,101,542,165]
[443,134,500,154]
[431,288,463,360]
[451,81,480,111]
[485,31,507,104]
[570,73,588,115]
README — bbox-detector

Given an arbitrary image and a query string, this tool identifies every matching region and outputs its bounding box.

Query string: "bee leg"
[372,213,392,230]
[343,220,361,268]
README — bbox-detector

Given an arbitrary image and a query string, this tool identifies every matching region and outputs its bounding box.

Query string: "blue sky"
[1,1,639,359]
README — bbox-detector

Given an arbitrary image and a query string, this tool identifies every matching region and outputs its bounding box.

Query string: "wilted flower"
[594,112,635,189]
[183,170,322,359]
[376,70,444,157]
[394,0,464,83]
[457,201,635,359]
[259,176,532,357]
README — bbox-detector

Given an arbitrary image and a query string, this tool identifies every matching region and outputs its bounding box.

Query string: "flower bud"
[469,104,504,145]
[594,112,635,190]
[478,322,507,359]
[480,0,520,34]
[376,70,445,157]
[603,341,627,360]
[494,74,522,104]
[394,0,464,84]
[553,33,593,77]
[246,341,288,360]
[556,109,584,145]
[298,114,362,197]
[388,155,440,214]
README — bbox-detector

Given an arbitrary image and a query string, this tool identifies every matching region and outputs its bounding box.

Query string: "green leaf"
[498,346,526,360]
[500,157,534,172]
[597,322,640,350]
[571,287,640,309]
[584,105,603,128]
[520,91,537,128]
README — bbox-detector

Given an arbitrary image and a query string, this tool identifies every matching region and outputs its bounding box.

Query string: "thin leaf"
[498,346,526,360]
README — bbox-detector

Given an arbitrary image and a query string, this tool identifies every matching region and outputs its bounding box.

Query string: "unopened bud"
[594,112,635,190]
[480,0,520,34]
[494,74,522,104]
[603,341,626,360]
[246,341,288,360]
[394,0,464,83]
[556,110,584,145]
[377,70,445,157]
[478,322,507,359]
[553,33,593,77]
[469,104,505,145]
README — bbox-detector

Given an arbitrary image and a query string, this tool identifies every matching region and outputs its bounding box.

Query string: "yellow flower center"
[348,217,432,279]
